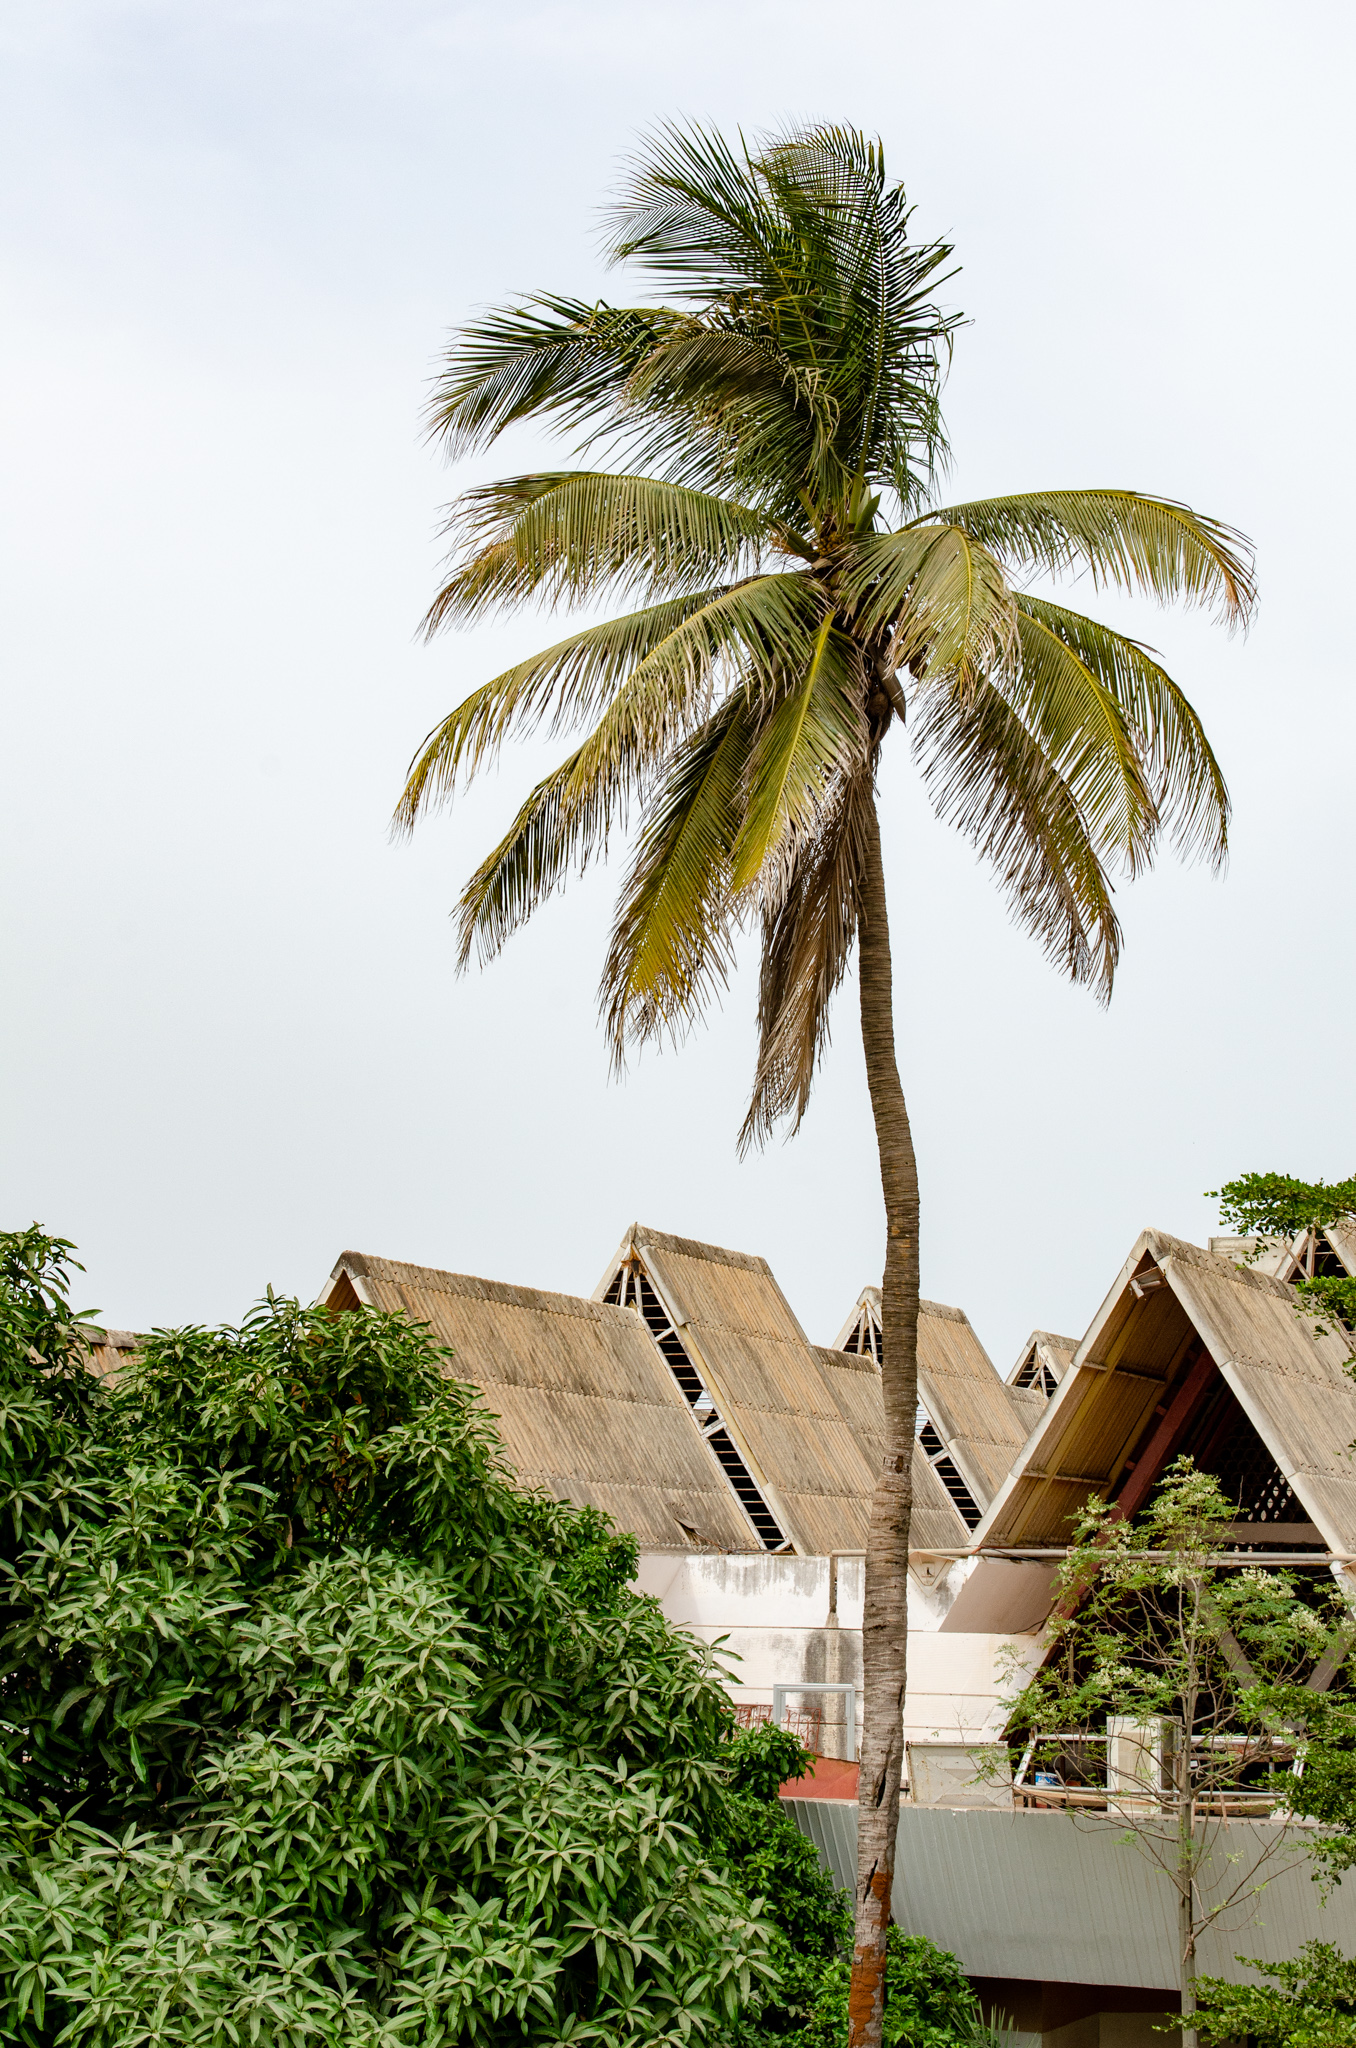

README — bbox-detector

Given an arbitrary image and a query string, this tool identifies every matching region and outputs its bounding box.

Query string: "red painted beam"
[1114,1345,1217,1521]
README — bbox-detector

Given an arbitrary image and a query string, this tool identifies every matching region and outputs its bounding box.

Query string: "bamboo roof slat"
[326,1251,761,1553]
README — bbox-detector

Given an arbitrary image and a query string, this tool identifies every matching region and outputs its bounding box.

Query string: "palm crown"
[398,122,1253,1143]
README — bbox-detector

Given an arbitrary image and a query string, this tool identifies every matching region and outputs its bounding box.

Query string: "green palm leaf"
[425,296,679,458]
[426,472,774,626]
[928,489,1256,625]
[396,594,721,830]
[600,696,757,1053]
[912,671,1123,996]
[729,620,867,891]
[444,575,823,960]
[739,766,874,1149]
[399,573,819,833]
[1000,603,1160,873]
[844,523,1017,684]
[603,122,956,513]
[1016,596,1229,864]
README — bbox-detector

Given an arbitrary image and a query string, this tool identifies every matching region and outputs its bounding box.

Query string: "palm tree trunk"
[848,789,921,2048]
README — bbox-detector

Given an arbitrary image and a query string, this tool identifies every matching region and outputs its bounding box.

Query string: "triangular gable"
[1007,1330,1079,1401]
[811,1340,970,1555]
[831,1284,1041,1522]
[1209,1223,1356,1283]
[597,1225,889,1556]
[974,1229,1356,1556]
[323,1251,761,1554]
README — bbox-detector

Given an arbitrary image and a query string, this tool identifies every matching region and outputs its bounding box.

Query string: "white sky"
[2,0,1352,1374]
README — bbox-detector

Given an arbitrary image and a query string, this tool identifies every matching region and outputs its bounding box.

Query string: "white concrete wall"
[636,1551,1044,1759]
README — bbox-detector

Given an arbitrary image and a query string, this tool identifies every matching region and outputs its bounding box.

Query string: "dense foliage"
[0,1227,773,2047]
[1194,1943,1356,2048]
[796,1929,992,2048]
[1210,1172,1356,1240]
[0,1228,994,2048]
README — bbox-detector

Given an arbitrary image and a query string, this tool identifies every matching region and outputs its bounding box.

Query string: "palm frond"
[999,603,1160,875]
[396,594,720,831]
[397,573,820,832]
[738,765,874,1150]
[619,323,842,517]
[424,297,679,458]
[602,121,958,511]
[730,621,868,891]
[1017,596,1229,865]
[426,472,774,625]
[844,523,1017,684]
[927,489,1256,627]
[913,673,1123,998]
[600,694,757,1054]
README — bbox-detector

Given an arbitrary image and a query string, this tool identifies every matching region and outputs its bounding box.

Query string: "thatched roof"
[592,1228,974,1557]
[323,1252,760,1553]
[1005,1331,1079,1420]
[596,1225,890,1556]
[77,1326,141,1380]
[914,1297,1043,1509]
[831,1284,1041,1519]
[810,1340,978,1556]
[975,1229,1356,1555]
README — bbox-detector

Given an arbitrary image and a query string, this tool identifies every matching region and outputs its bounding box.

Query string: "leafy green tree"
[1194,1942,1356,2048]
[1007,1461,1349,2048]
[397,121,1255,2043]
[798,1928,996,2048]
[0,1227,777,2047]
[1211,1170,1356,1336]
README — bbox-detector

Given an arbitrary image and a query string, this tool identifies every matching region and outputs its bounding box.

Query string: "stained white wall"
[635,1552,1044,1757]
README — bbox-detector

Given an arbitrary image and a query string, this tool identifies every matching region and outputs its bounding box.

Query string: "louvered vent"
[918,1419,982,1531]
[841,1307,881,1365]
[1013,1348,1058,1398]
[606,1265,788,1552]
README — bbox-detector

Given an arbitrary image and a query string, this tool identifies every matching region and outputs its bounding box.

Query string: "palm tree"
[396,123,1254,2048]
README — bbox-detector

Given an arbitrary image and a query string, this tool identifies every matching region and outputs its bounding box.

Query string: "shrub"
[0,1228,772,2048]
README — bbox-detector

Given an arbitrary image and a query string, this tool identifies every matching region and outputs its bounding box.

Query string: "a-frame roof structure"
[1209,1220,1356,1285]
[1006,1330,1079,1401]
[322,1251,760,1554]
[974,1229,1356,1556]
[832,1284,1044,1526]
[595,1225,969,1557]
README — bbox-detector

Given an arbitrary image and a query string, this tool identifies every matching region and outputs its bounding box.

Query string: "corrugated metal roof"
[326,1251,760,1553]
[787,1799,1356,1989]
[976,1229,1356,1555]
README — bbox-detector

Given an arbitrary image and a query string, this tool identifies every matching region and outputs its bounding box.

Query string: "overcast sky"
[2,0,1352,1374]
